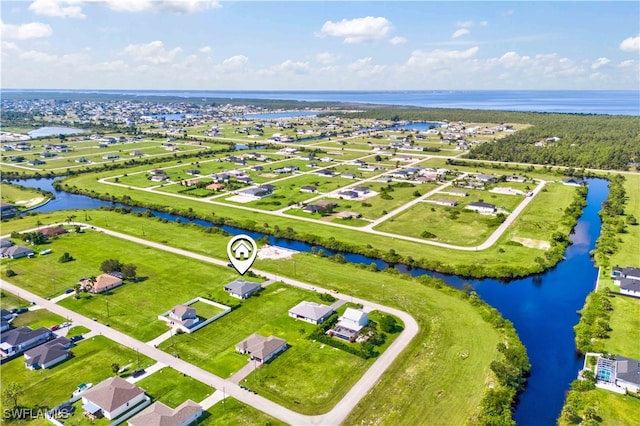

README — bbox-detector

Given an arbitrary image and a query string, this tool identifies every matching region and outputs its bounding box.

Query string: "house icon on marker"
[232,240,252,259]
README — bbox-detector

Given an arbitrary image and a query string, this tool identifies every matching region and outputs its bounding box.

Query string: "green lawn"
[199,397,286,425]
[376,202,505,246]
[0,290,31,311]
[0,336,153,415]
[11,309,65,330]
[0,182,49,209]
[136,367,214,408]
[595,388,640,425]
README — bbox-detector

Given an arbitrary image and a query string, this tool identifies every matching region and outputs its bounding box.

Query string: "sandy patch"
[258,173,278,178]
[225,195,255,203]
[257,245,298,260]
[14,197,45,208]
[512,237,550,250]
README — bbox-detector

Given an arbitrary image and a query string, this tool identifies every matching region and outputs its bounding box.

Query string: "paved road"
[1,223,420,425]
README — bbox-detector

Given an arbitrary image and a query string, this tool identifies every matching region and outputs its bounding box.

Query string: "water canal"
[12,177,608,425]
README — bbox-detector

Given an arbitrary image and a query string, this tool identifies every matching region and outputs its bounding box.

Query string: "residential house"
[506,175,527,183]
[238,185,274,199]
[82,377,147,420]
[235,334,287,364]
[303,201,337,214]
[28,159,46,166]
[0,239,14,249]
[466,202,497,214]
[38,226,67,238]
[24,336,72,369]
[0,203,19,219]
[443,189,469,197]
[168,305,199,329]
[430,199,458,207]
[0,309,14,332]
[300,186,318,193]
[102,154,120,160]
[314,169,335,177]
[612,266,640,298]
[0,327,53,356]
[335,211,362,219]
[561,177,586,187]
[338,190,359,199]
[595,355,640,393]
[185,169,200,175]
[329,308,369,342]
[79,274,123,294]
[128,400,203,426]
[353,187,370,196]
[476,174,497,183]
[0,245,34,259]
[205,183,225,191]
[341,173,356,179]
[224,279,262,299]
[288,301,334,324]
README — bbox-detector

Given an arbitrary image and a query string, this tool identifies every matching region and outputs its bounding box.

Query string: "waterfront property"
[611,266,640,298]
[595,355,640,394]
[330,308,370,342]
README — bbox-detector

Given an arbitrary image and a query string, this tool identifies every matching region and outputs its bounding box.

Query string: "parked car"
[51,325,60,331]
[64,288,74,294]
[131,369,145,378]
[11,308,29,314]
[70,335,84,343]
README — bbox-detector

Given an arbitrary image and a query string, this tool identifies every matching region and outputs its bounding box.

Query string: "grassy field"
[11,309,65,330]
[594,388,640,425]
[0,336,153,418]
[136,367,214,408]
[0,183,49,209]
[200,397,287,425]
[0,290,31,311]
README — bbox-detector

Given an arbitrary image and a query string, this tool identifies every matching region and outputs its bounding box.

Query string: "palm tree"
[85,276,97,293]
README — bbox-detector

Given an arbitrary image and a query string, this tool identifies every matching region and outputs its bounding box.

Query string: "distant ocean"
[4,89,639,116]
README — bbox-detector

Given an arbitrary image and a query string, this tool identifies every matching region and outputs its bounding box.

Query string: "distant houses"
[0,326,53,357]
[0,245,34,259]
[561,177,586,187]
[0,203,19,219]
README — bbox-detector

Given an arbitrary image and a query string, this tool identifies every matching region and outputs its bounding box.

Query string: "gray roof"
[614,266,640,279]
[129,400,202,426]
[1,245,34,257]
[468,202,496,209]
[288,301,334,321]
[83,376,144,412]
[24,337,71,367]
[1,327,51,346]
[620,278,640,293]
[224,279,262,295]
[0,239,14,248]
[616,356,640,386]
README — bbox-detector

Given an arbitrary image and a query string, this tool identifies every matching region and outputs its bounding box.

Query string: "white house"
[168,305,199,329]
[288,301,334,324]
[330,308,369,342]
[223,279,262,299]
[235,334,287,364]
[82,377,146,420]
[466,202,497,214]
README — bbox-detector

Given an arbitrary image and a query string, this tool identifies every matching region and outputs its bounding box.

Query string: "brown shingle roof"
[128,400,202,426]
[83,376,144,412]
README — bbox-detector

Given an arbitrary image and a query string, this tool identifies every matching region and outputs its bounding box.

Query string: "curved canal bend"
[12,177,609,425]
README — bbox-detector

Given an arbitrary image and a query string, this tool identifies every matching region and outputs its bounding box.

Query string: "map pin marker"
[227,234,258,275]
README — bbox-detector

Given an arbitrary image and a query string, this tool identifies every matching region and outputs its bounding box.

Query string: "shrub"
[5,270,17,278]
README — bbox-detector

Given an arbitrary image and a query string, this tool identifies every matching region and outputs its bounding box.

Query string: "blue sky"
[1,1,639,90]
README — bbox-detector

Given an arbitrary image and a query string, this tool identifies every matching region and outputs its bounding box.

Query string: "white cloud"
[215,54,248,73]
[1,20,53,40]
[480,21,488,27]
[274,60,310,74]
[315,52,339,64]
[104,0,221,14]
[591,57,610,70]
[19,50,57,62]
[452,28,470,39]
[389,36,407,45]
[1,41,20,52]
[498,51,530,68]
[407,46,480,67]
[347,57,386,77]
[122,40,182,64]
[319,16,392,44]
[199,46,212,54]
[618,59,636,68]
[619,35,640,52]
[457,20,474,28]
[29,0,86,19]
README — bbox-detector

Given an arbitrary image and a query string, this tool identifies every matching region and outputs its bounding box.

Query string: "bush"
[5,270,17,278]
[58,252,74,263]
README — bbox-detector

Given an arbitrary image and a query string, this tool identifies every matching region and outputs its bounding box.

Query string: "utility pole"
[137,348,140,369]
[382,282,385,300]
[105,297,110,318]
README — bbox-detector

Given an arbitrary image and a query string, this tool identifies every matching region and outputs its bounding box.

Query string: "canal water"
[12,177,608,425]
